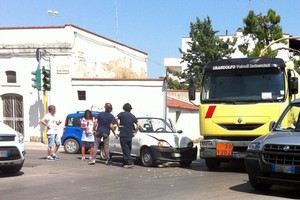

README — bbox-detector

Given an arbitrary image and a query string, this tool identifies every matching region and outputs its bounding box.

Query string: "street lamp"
[47,10,59,25]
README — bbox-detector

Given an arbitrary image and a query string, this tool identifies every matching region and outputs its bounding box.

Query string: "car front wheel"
[249,175,272,190]
[141,148,155,167]
[1,162,24,174]
[64,138,80,154]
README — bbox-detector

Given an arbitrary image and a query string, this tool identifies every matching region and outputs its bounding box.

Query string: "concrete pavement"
[1,149,298,200]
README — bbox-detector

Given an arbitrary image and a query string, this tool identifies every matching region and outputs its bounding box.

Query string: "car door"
[131,132,141,156]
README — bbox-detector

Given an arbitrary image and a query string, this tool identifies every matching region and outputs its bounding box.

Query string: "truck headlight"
[200,140,214,148]
[17,132,24,144]
[248,142,261,151]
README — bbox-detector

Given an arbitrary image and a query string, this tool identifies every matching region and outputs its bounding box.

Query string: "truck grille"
[0,136,15,141]
[219,124,263,131]
[262,144,300,166]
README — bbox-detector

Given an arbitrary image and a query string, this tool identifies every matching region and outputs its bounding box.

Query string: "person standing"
[116,103,139,168]
[40,105,62,161]
[89,103,118,165]
[80,110,95,161]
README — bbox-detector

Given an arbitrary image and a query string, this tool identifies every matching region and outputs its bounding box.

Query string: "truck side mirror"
[188,78,196,101]
[269,121,276,132]
[289,77,298,95]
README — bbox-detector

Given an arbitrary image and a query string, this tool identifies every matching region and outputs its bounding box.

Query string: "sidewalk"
[25,141,48,150]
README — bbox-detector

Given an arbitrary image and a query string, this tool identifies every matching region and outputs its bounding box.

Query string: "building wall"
[0,25,150,141]
[167,107,200,141]
[164,32,295,73]
[71,79,165,118]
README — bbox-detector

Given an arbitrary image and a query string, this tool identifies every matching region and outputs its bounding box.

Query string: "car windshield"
[276,104,300,131]
[138,118,175,133]
[201,68,285,103]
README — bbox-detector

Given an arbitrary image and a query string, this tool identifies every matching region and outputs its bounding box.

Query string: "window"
[77,91,86,100]
[5,71,16,83]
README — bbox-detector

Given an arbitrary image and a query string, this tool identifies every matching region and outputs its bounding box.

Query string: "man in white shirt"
[40,105,62,161]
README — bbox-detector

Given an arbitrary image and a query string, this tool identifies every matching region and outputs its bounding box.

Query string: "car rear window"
[66,114,98,127]
[66,117,83,127]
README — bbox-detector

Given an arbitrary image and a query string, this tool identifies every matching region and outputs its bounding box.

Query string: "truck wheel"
[1,162,24,174]
[141,148,155,167]
[180,161,192,168]
[64,138,80,154]
[205,158,221,170]
[249,175,272,190]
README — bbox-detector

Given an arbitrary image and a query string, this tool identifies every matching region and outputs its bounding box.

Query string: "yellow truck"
[189,57,300,169]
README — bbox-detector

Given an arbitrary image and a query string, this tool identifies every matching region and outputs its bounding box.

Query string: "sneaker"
[52,154,59,160]
[46,156,55,161]
[105,159,112,165]
[89,157,93,161]
[81,157,86,161]
[88,159,96,165]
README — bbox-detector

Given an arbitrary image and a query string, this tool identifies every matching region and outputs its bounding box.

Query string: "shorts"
[47,134,61,147]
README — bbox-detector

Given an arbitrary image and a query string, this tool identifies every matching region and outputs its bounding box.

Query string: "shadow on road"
[230,182,300,199]
[0,171,24,178]
[188,159,247,173]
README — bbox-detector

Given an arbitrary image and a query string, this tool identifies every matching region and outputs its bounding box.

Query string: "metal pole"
[259,36,300,57]
[115,0,119,41]
[43,90,47,145]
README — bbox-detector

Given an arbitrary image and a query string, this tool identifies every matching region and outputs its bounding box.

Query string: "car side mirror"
[177,130,183,134]
[188,78,196,101]
[289,77,298,95]
[269,121,276,132]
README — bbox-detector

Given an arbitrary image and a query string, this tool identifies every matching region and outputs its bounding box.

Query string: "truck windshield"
[201,68,285,103]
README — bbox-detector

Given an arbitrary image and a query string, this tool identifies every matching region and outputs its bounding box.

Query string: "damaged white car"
[105,117,197,167]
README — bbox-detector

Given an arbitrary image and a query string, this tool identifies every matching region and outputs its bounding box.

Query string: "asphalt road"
[0,149,299,200]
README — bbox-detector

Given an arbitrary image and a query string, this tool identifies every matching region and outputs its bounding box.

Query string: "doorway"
[2,94,24,134]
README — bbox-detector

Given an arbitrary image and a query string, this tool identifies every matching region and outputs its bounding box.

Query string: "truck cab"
[189,57,300,169]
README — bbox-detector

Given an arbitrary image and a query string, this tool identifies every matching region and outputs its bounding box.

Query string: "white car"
[0,123,25,174]
[101,117,198,167]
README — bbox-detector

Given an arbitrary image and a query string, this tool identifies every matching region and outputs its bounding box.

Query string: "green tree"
[168,17,236,89]
[238,9,284,57]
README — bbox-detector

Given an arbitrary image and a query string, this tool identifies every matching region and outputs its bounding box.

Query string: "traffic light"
[42,67,51,91]
[31,69,41,91]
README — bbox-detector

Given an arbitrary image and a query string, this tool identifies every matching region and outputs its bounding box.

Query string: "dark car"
[245,99,300,190]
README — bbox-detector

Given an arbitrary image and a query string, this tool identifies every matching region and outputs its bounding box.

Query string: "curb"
[25,142,48,150]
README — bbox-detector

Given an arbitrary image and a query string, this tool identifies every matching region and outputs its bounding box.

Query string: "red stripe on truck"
[205,105,216,119]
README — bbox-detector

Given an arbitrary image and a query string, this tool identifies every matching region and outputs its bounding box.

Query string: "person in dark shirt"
[89,103,118,165]
[116,103,139,168]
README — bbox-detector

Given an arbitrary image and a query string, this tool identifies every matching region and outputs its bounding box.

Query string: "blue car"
[61,111,100,154]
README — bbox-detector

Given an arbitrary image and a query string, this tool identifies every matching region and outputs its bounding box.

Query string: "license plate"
[0,150,9,158]
[272,164,295,174]
[216,143,233,156]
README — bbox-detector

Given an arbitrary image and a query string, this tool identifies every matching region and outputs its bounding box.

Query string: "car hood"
[0,123,17,136]
[262,130,300,145]
[145,133,193,148]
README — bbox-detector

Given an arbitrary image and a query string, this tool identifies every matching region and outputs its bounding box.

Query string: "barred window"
[77,90,86,101]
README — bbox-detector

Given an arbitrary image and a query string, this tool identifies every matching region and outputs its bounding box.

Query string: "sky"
[0,0,299,78]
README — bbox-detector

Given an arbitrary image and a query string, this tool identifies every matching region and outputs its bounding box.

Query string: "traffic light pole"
[43,90,47,145]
